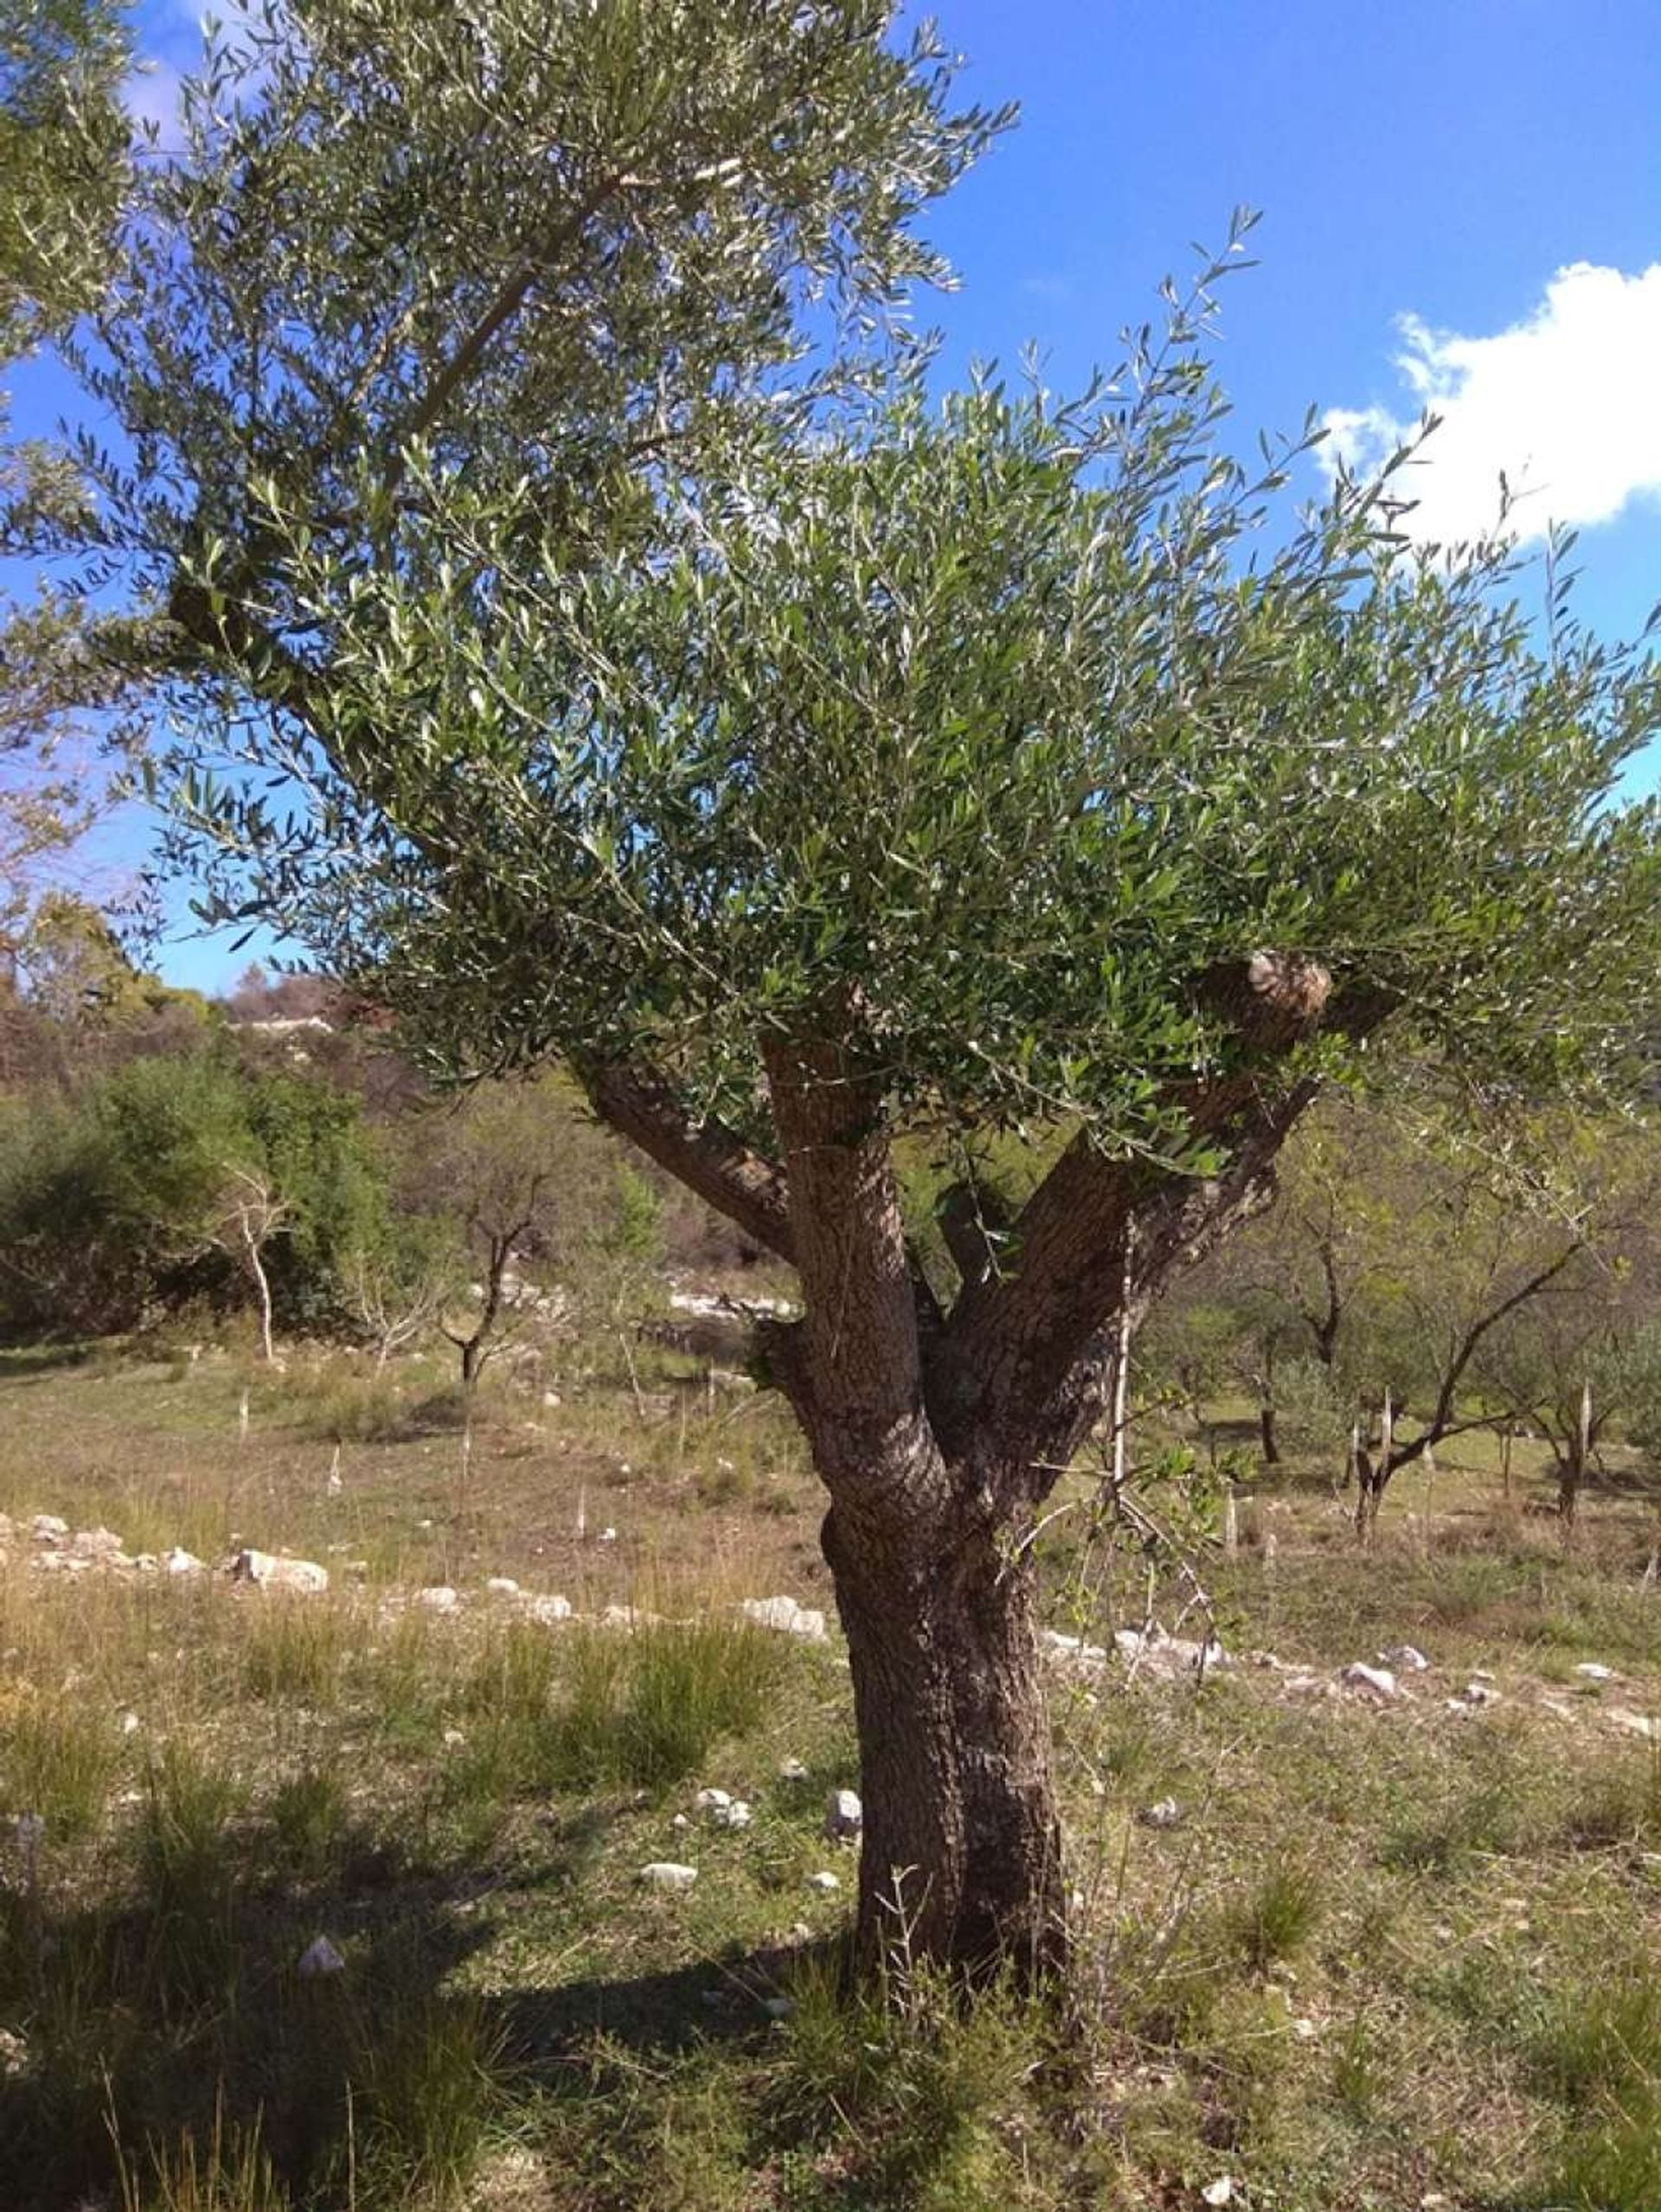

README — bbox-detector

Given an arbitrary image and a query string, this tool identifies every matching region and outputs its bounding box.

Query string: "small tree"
[414,1077,612,1391]
[150,331,1659,1973]
[212,1164,288,1363]
[1476,1161,1661,1526]
[343,1215,462,1372]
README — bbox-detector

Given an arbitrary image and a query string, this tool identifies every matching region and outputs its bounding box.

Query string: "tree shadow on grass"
[0,1779,837,2212]
[0,1815,505,2212]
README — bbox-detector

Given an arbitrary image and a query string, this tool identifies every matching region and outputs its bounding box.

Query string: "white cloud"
[120,56,183,138]
[1321,262,1661,547]
[1019,274,1074,303]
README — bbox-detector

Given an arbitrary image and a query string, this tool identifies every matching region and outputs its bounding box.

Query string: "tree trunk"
[250,1245,275,1366]
[1557,1440,1584,1531]
[1559,1379,1593,1534]
[821,1485,1067,1984]
[1259,1403,1279,1465]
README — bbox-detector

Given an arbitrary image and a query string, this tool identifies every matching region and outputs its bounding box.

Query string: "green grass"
[0,1346,1658,2211]
[0,1696,122,1838]
[541,1616,790,1792]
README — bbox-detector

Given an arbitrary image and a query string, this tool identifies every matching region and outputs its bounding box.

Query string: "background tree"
[0,1046,386,1335]
[14,1,1660,1984]
[411,1077,615,1391]
[212,1163,288,1363]
[1475,1143,1661,1525]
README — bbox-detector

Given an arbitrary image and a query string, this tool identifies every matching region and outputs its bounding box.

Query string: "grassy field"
[1,1341,1658,2211]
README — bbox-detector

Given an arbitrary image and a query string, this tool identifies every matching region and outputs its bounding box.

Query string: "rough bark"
[571,971,1387,1986]
[821,1484,1066,1981]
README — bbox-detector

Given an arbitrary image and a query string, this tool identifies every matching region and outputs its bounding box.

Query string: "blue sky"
[14,0,1661,991]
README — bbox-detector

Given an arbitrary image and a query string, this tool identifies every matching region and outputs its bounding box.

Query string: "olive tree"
[17,2,1661,1983]
[1,0,132,943]
[168,352,1660,1975]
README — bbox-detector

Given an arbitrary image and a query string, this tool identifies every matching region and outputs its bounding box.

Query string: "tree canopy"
[166,256,1659,1158]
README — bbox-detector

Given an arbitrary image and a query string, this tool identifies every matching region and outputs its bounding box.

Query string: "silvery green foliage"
[168,230,1657,1157]
[17,2,1658,1152]
[1,0,128,355]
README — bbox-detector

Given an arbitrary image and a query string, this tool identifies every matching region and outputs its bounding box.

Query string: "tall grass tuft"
[1223,1861,1322,1973]
[114,2100,291,2212]
[137,1741,244,2007]
[0,1694,120,1837]
[241,1600,355,1705]
[346,1980,506,2205]
[1535,1965,1661,2211]
[267,1761,352,1877]
[543,1616,786,1791]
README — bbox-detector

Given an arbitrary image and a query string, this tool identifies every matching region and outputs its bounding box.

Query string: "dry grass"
[0,1346,1658,2209]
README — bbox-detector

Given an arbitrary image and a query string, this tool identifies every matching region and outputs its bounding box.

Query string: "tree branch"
[580,1060,796,1266]
[936,958,1393,1466]
[761,1029,947,1516]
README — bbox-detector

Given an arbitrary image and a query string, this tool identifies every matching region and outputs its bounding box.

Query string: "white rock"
[1339,1663,1398,1701]
[484,1576,520,1598]
[1138,1797,1183,1829]
[413,1585,460,1613]
[778,1758,809,1782]
[442,1728,466,1748]
[119,1711,141,1736]
[598,1527,618,1543]
[1380,1644,1430,1672]
[232,1548,329,1595]
[1574,1662,1617,1682]
[1202,2179,1235,2206]
[825,1788,863,1841]
[762,1995,794,2020]
[298,1935,346,1977]
[1607,1708,1661,1742]
[30,1515,68,1547]
[638,1862,699,1890]
[1042,1629,1109,1667]
[525,1593,573,1624]
[670,1813,690,1831]
[1459,1680,1501,1707]
[542,1389,561,1407]
[1292,2016,1319,2041]
[739,1595,828,1640]
[0,2025,29,2076]
[1115,1625,1228,1677]
[164,1547,205,1577]
[806,1870,841,1893]
[70,1527,127,1561]
[713,1799,753,1830]
[694,1788,733,1812]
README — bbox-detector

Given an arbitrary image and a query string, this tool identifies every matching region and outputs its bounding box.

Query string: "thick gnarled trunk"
[588,961,1360,1990]
[818,1484,1067,1982]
